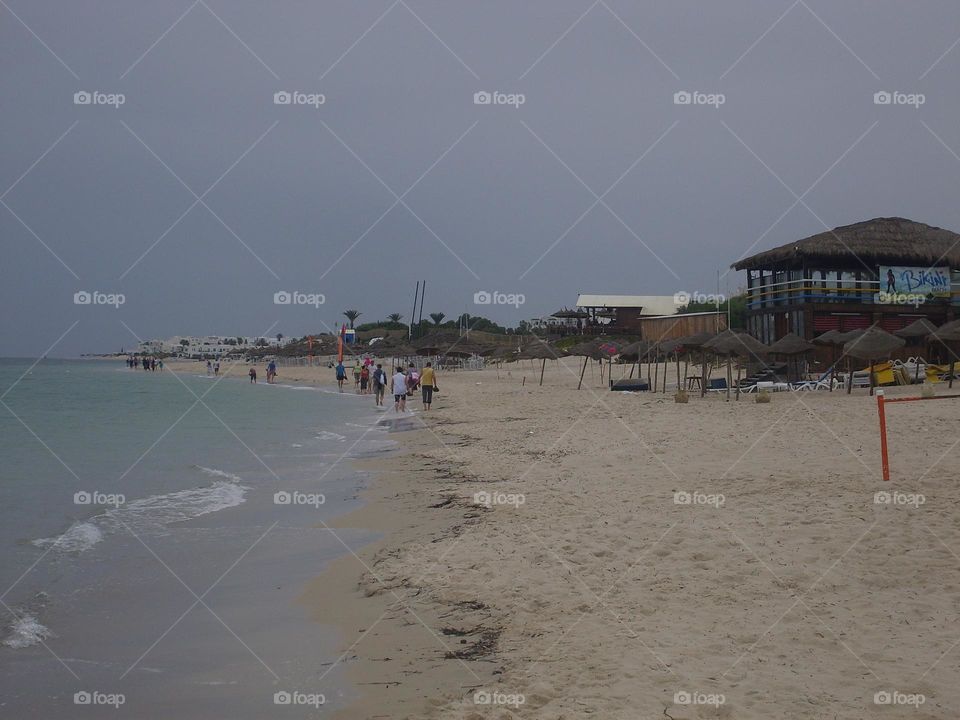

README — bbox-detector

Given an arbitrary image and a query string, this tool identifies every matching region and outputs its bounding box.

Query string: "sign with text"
[878,266,950,302]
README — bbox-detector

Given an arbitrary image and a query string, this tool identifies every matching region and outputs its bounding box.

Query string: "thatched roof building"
[731,217,958,363]
[732,217,960,271]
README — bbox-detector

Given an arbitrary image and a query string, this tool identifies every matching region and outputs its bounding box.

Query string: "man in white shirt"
[391,367,407,412]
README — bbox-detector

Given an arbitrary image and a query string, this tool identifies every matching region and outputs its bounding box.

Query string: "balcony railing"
[746,278,884,309]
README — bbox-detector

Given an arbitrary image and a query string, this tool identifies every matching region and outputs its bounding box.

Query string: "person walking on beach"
[420,362,437,410]
[266,359,277,384]
[353,361,362,392]
[335,361,346,392]
[206,360,212,376]
[372,363,386,406]
[214,361,220,376]
[359,364,369,394]
[249,367,257,383]
[406,362,420,397]
[391,366,407,412]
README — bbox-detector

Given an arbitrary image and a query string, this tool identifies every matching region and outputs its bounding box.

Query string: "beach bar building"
[732,218,960,360]
[575,294,681,333]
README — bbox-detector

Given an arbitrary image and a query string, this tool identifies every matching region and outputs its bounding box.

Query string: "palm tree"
[343,310,362,328]
[387,313,403,324]
[429,312,446,326]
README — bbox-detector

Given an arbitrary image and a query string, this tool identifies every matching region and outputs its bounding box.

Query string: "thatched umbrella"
[658,337,685,393]
[704,330,768,400]
[374,341,416,370]
[568,339,621,389]
[617,340,647,380]
[833,328,868,393]
[677,332,718,397]
[931,320,960,388]
[443,341,484,357]
[517,340,566,386]
[413,332,463,355]
[895,318,938,339]
[895,319,938,382]
[767,332,815,383]
[843,327,905,395]
[813,330,846,391]
[813,330,844,346]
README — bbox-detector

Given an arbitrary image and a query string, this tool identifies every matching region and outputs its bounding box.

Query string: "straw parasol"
[813,329,844,346]
[895,318,938,338]
[657,337,686,394]
[813,329,847,391]
[931,320,960,388]
[767,332,815,355]
[676,332,718,397]
[618,340,653,384]
[568,339,622,389]
[831,328,868,392]
[895,318,938,382]
[517,340,566,386]
[704,330,768,400]
[767,332,816,384]
[843,327,905,395]
[413,332,463,355]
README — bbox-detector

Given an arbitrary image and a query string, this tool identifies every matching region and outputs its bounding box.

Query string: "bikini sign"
[877,266,951,304]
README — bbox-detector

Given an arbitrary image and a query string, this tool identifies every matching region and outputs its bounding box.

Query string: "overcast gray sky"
[3,0,960,356]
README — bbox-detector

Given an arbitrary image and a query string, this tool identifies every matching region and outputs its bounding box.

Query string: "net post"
[877,389,890,482]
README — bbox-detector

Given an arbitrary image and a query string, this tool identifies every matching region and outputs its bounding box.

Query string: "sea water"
[0,359,394,718]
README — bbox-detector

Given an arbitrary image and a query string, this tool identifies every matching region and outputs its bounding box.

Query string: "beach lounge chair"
[791,367,836,391]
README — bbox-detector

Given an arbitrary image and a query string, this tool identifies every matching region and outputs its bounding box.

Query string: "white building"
[136,335,289,358]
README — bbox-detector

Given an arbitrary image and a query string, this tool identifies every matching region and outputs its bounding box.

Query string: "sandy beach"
[166,357,960,719]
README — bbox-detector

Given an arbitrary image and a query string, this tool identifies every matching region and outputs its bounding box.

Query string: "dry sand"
[174,356,960,718]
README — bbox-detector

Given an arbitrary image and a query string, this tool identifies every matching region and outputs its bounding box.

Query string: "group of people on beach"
[247,360,277,384]
[127,356,163,371]
[334,357,438,412]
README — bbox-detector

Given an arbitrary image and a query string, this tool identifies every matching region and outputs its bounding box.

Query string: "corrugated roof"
[576,294,680,316]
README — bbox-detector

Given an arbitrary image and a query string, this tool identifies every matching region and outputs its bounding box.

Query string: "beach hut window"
[840,271,857,302]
